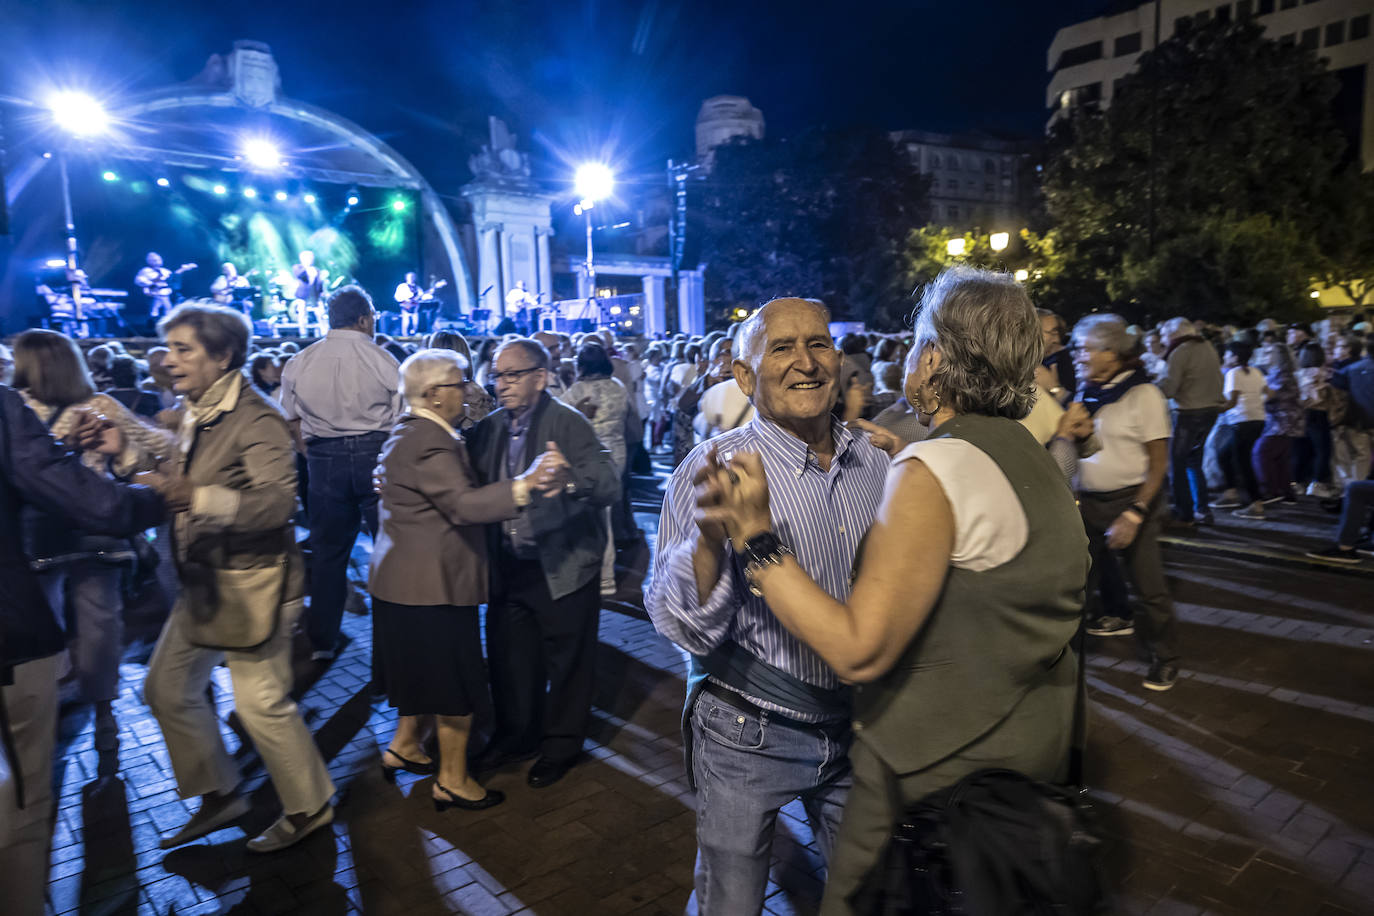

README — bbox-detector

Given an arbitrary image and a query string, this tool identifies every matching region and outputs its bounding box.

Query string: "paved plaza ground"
[42,491,1374,915]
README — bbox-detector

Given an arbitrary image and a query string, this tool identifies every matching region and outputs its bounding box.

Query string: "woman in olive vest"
[700,267,1089,915]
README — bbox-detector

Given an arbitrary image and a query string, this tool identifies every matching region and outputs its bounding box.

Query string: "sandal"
[381,747,437,780]
[432,782,505,812]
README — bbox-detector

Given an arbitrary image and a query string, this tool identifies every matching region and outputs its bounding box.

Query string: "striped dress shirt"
[646,415,889,719]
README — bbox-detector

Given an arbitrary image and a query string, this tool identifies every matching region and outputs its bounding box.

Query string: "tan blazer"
[369,415,518,607]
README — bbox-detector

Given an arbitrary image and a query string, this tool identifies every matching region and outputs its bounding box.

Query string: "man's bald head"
[533,331,560,357]
[736,298,831,366]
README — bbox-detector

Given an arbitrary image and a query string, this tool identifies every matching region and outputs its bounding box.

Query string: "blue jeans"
[1337,480,1374,546]
[1171,408,1219,521]
[304,432,386,653]
[689,688,852,916]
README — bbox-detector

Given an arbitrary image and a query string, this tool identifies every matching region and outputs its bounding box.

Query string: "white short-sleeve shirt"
[1076,377,1172,493]
[1223,367,1266,425]
[892,438,1028,572]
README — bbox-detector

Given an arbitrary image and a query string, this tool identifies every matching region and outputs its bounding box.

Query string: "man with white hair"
[1157,317,1224,526]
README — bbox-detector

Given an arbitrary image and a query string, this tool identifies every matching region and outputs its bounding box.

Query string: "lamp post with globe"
[573,163,614,308]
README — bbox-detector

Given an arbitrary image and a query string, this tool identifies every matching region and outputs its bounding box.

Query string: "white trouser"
[144,600,334,815]
[1332,428,1372,490]
[0,654,62,916]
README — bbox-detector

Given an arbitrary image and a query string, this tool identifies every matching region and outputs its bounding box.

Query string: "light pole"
[574,163,614,303]
[46,91,110,324]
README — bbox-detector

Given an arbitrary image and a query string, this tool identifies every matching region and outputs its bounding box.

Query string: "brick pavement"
[44,509,1374,915]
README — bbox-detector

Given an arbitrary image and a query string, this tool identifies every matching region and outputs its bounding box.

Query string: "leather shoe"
[526,755,577,789]
[471,745,538,772]
[158,793,251,849]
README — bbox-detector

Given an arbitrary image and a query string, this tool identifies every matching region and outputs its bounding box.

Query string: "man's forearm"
[693,532,726,602]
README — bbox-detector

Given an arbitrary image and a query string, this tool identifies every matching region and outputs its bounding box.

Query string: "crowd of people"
[0,272,1371,915]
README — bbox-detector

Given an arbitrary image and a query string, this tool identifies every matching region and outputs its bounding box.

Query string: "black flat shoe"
[432,782,505,812]
[381,748,437,781]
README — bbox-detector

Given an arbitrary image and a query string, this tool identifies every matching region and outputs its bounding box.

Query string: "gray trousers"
[40,561,125,703]
[1080,487,1180,664]
[145,601,334,815]
[0,654,62,916]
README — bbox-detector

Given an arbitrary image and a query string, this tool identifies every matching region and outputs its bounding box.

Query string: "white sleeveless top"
[892,437,1029,572]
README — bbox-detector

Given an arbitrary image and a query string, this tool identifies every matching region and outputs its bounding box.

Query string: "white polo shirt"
[1077,375,1172,494]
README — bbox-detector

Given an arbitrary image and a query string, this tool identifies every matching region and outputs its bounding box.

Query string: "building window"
[984,158,995,174]
[1055,40,1103,71]
[984,182,995,194]
[1175,16,1192,35]
[1114,76,1131,98]
[1257,0,1275,13]
[947,206,959,220]
[1353,14,1371,40]
[1001,158,1012,174]
[1115,31,1142,55]
[1279,32,1296,46]
[948,156,960,171]
[966,181,977,191]
[1216,5,1232,24]
[931,153,942,168]
[946,179,958,190]
[1280,0,1299,10]
[1327,21,1345,45]
[1236,0,1253,16]
[1301,27,1320,49]
[1195,10,1211,25]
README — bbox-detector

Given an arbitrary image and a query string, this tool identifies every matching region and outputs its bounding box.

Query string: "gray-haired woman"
[702,267,1089,914]
[139,303,335,853]
[1071,313,1180,690]
[370,349,566,811]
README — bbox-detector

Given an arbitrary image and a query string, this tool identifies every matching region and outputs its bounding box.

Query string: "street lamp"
[989,232,1010,252]
[45,91,110,327]
[946,238,967,258]
[574,163,615,301]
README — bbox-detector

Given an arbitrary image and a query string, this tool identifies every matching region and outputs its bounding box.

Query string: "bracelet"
[739,531,793,596]
[1129,502,1150,518]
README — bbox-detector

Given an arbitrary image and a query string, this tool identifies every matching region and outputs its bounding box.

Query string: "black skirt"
[371,598,488,717]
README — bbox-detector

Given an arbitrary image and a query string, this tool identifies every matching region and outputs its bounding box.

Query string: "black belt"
[700,679,844,732]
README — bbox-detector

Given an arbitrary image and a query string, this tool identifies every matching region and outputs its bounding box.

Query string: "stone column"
[679,271,705,335]
[537,229,553,303]
[641,275,666,338]
[479,224,500,316]
[499,229,513,311]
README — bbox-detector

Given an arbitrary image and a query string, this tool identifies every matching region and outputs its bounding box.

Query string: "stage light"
[303,193,317,204]
[241,137,282,170]
[391,199,407,212]
[42,151,53,159]
[989,232,1009,252]
[274,190,288,201]
[346,187,360,207]
[101,170,118,182]
[243,187,258,199]
[45,258,68,268]
[574,163,614,202]
[47,91,109,137]
[212,184,228,195]
[156,177,171,188]
[610,306,622,315]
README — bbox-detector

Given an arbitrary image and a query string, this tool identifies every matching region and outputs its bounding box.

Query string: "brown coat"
[369,415,519,607]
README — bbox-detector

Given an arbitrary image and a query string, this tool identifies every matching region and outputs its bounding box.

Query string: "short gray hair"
[399,348,469,410]
[159,301,252,371]
[1160,316,1194,340]
[1073,313,1141,359]
[910,267,1040,419]
[494,337,551,370]
[737,298,831,364]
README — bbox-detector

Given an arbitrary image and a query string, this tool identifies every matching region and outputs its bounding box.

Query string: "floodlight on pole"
[573,164,615,304]
[47,91,109,137]
[989,232,1010,252]
[242,137,283,170]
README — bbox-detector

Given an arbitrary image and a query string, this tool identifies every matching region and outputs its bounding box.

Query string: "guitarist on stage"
[134,252,197,326]
[392,271,447,336]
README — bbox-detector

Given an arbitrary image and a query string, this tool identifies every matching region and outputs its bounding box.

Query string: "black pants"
[1219,420,1265,503]
[1294,409,1333,486]
[1080,488,1180,665]
[487,557,600,761]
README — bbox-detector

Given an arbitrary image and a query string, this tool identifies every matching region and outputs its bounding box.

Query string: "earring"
[918,385,942,416]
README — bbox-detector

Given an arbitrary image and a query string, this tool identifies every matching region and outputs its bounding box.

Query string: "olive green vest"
[853,413,1088,774]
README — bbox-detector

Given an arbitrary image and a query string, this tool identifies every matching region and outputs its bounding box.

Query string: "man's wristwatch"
[738,531,793,596]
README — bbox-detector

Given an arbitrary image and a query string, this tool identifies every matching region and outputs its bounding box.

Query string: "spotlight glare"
[212,184,228,195]
[46,258,68,268]
[989,232,1010,252]
[156,177,171,188]
[303,193,317,204]
[574,163,615,202]
[1014,268,1030,282]
[101,170,118,182]
[243,187,258,199]
[347,195,359,206]
[47,91,109,136]
[241,137,282,170]
[391,199,407,212]
[274,190,289,201]
[946,238,967,257]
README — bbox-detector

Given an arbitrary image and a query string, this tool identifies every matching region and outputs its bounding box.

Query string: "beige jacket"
[369,415,520,607]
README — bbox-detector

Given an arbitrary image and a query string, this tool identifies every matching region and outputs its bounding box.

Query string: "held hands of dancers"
[521,441,571,497]
[134,465,193,513]
[692,446,773,550]
[68,409,124,457]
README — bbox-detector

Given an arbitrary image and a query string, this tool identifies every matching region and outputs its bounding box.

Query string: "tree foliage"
[1043,19,1345,323]
[697,129,929,328]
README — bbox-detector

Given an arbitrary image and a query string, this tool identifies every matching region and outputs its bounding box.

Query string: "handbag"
[180,559,288,652]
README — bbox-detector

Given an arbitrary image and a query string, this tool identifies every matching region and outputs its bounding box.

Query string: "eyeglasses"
[490,367,542,384]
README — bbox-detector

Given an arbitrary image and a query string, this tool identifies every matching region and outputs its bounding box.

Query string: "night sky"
[4,0,1109,196]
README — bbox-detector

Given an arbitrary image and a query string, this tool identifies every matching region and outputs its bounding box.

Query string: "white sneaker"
[246,804,334,854]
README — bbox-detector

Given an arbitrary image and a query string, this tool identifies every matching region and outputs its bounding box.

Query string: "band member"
[394,272,423,336]
[292,250,326,336]
[210,262,253,310]
[505,281,539,333]
[135,253,196,322]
